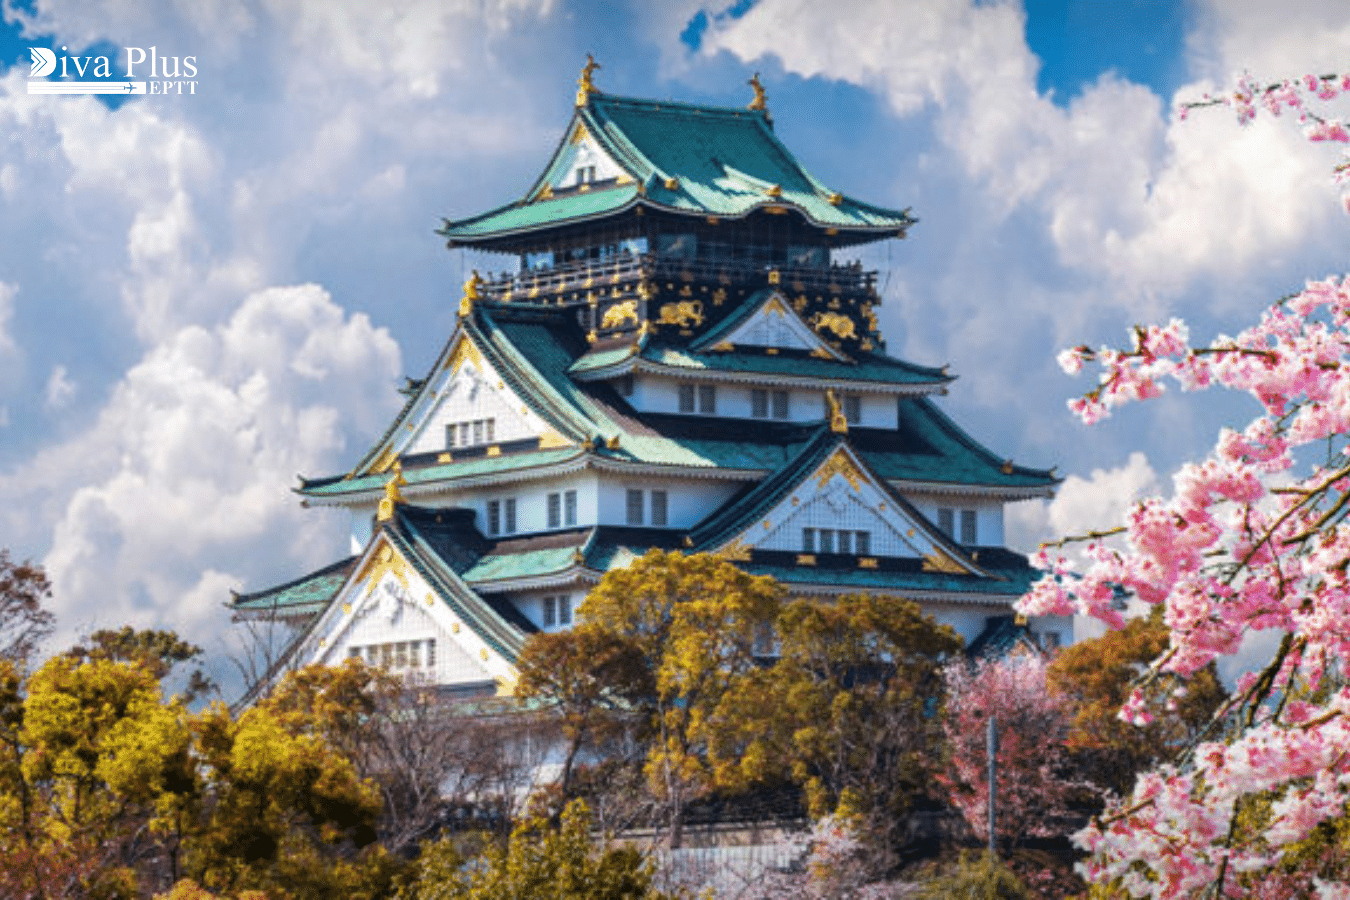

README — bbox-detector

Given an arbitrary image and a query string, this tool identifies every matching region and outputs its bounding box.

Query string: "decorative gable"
[693,290,849,361]
[299,537,516,691]
[398,333,571,460]
[539,122,630,196]
[715,445,979,574]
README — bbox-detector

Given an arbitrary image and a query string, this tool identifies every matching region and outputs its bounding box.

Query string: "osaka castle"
[231,64,1063,698]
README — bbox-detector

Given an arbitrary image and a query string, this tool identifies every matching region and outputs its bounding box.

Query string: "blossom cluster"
[1182,73,1350,211]
[1023,273,1350,896]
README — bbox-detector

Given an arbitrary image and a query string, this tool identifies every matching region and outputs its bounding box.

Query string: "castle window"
[960,509,978,545]
[626,489,644,525]
[855,531,871,555]
[838,531,853,554]
[564,490,577,526]
[678,384,696,413]
[772,390,789,419]
[447,418,495,449]
[651,490,668,526]
[698,385,717,414]
[548,493,562,529]
[844,395,861,424]
[937,507,954,538]
[543,595,574,628]
[802,527,815,552]
[818,528,835,554]
[575,165,596,184]
[751,389,768,419]
[487,497,517,535]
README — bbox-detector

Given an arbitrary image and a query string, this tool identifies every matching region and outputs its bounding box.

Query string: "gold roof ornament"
[825,389,848,434]
[748,72,767,111]
[576,54,601,106]
[376,470,408,522]
[459,270,482,318]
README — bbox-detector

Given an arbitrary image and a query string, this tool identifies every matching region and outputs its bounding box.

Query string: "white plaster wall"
[554,135,625,188]
[406,359,539,456]
[596,476,742,528]
[759,490,924,558]
[903,494,1005,546]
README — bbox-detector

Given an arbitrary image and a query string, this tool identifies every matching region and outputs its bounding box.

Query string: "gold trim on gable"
[358,542,411,598]
[538,429,574,449]
[718,540,752,562]
[816,448,863,491]
[922,550,967,574]
[445,335,484,375]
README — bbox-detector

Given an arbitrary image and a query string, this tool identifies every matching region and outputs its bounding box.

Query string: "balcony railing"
[475,253,877,302]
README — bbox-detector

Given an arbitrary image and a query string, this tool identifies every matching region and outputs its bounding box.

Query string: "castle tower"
[232,67,1061,697]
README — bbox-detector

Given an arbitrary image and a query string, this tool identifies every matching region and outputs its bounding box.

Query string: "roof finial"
[459,270,482,318]
[377,470,408,522]
[576,54,601,106]
[748,72,768,112]
[825,389,848,434]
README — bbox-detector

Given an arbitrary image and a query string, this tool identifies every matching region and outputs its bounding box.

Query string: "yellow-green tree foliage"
[402,800,673,900]
[1046,607,1227,798]
[528,549,783,847]
[0,652,402,900]
[719,594,961,845]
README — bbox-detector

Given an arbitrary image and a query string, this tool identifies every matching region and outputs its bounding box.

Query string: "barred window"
[505,498,517,533]
[938,508,954,538]
[751,389,769,418]
[564,490,577,526]
[678,384,696,413]
[772,390,789,419]
[547,492,561,529]
[487,500,501,535]
[626,489,644,525]
[960,509,978,545]
[651,490,668,527]
[698,384,717,414]
[802,527,815,552]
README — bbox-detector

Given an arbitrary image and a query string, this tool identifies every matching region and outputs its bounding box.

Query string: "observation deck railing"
[475,253,877,302]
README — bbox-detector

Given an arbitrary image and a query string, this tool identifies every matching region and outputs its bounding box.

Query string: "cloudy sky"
[1,0,1348,680]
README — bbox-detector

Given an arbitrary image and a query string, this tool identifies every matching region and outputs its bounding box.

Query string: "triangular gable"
[358,329,574,475]
[295,531,520,693]
[707,442,983,575]
[692,290,850,361]
[529,119,636,201]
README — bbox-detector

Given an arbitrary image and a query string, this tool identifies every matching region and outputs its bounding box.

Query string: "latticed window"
[564,489,577,526]
[547,492,562,528]
[678,384,696,413]
[651,490,668,526]
[626,489,644,525]
[772,390,789,419]
[751,389,768,418]
[698,384,717,414]
[960,509,978,545]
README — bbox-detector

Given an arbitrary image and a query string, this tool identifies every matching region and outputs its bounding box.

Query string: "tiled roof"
[440,93,914,246]
[230,556,359,615]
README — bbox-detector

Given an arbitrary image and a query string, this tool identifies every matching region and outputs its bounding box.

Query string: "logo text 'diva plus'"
[27,46,197,96]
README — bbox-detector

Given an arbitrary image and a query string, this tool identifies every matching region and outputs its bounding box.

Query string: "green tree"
[401,799,673,900]
[721,594,962,853]
[541,550,783,848]
[515,627,651,804]
[1045,607,1227,798]
[0,651,403,900]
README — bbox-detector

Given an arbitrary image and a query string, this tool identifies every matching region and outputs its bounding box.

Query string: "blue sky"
[0,0,1348,683]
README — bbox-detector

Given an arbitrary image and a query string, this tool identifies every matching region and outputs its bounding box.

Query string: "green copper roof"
[623,343,946,386]
[302,446,585,499]
[231,557,358,615]
[440,93,914,246]
[854,398,1057,491]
